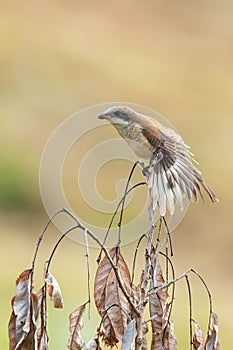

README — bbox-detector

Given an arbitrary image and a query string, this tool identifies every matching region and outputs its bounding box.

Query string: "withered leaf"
[67,304,86,350]
[162,320,177,350]
[149,255,177,350]
[8,307,16,350]
[94,248,131,346]
[204,313,220,350]
[105,268,129,341]
[142,322,148,350]
[193,322,204,350]
[45,271,64,309]
[85,338,100,350]
[121,319,137,350]
[8,269,36,350]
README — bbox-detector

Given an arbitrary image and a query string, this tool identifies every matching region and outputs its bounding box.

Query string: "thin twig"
[131,233,147,285]
[155,216,163,251]
[189,269,213,336]
[96,181,147,264]
[163,216,173,256]
[147,266,213,337]
[61,208,140,316]
[159,251,176,332]
[31,208,70,271]
[186,275,193,350]
[148,268,191,295]
[165,246,169,283]
[84,228,91,319]
[117,161,141,246]
[45,224,79,273]
[136,197,155,350]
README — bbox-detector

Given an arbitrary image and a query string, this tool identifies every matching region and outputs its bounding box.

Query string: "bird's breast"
[114,122,155,159]
[126,138,153,159]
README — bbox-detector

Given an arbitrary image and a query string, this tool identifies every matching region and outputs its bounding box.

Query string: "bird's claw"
[137,161,150,177]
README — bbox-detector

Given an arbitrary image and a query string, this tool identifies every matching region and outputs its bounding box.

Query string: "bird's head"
[98,106,138,127]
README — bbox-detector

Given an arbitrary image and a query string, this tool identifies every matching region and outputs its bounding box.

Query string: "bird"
[98,106,218,216]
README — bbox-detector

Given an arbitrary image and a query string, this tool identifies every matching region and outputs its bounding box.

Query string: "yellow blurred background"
[1,0,233,348]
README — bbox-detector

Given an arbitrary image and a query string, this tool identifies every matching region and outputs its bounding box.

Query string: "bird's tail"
[148,158,218,217]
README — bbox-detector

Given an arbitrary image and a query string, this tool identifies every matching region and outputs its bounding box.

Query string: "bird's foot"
[138,161,150,177]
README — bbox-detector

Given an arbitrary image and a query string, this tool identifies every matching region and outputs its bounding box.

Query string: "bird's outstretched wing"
[145,125,218,216]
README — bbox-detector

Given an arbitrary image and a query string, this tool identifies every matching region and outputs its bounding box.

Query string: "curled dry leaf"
[193,322,204,350]
[8,269,37,350]
[94,248,131,347]
[67,304,86,350]
[204,313,220,350]
[45,271,64,309]
[149,254,177,350]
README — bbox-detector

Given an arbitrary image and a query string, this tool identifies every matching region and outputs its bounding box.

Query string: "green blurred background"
[1,0,233,348]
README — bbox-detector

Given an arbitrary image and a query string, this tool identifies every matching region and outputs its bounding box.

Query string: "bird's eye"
[114,111,121,117]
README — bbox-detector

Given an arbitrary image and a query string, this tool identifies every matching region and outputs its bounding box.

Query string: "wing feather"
[147,125,218,216]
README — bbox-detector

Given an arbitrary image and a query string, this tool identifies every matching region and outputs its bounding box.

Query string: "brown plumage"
[98,106,218,216]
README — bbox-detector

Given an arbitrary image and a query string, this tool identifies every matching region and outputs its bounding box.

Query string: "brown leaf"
[45,271,64,309]
[105,269,129,341]
[149,255,177,350]
[8,305,17,350]
[162,320,177,350]
[193,322,204,350]
[141,322,149,350]
[204,313,220,350]
[94,248,131,347]
[8,269,36,350]
[67,304,86,350]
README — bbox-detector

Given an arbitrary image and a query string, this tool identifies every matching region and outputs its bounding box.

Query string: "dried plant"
[8,162,220,350]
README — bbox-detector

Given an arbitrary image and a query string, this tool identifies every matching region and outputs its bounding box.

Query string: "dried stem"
[62,208,140,317]
[96,181,146,264]
[31,208,70,271]
[45,224,79,273]
[84,228,91,319]
[117,161,140,246]
[131,233,147,286]
[147,267,213,337]
[163,216,173,256]
[155,216,163,251]
[185,275,193,350]
[159,251,176,343]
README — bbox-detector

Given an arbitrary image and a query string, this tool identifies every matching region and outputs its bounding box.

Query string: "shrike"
[98,106,218,216]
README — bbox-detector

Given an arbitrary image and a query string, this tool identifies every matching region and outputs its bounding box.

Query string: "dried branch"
[31,208,76,272]
[147,268,213,341]
[62,208,140,317]
[97,182,146,264]
[117,161,140,246]
[84,228,91,319]
[131,233,147,286]
[185,275,193,350]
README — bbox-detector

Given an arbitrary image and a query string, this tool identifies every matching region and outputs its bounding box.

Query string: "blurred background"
[1,0,232,348]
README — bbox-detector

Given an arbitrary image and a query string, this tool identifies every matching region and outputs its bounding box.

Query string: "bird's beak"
[98,113,109,120]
